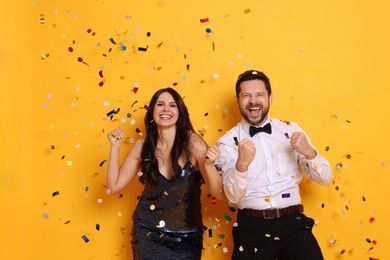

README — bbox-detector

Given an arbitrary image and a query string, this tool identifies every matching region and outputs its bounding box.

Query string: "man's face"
[237,79,272,126]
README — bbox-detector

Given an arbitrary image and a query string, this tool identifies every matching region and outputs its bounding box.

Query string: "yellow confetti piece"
[265,233,271,238]
[66,160,73,166]
[150,205,155,210]
[264,198,271,202]
[244,9,251,14]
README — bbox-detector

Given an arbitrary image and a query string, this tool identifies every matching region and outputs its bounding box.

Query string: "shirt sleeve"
[289,122,332,185]
[217,140,248,204]
[298,152,332,185]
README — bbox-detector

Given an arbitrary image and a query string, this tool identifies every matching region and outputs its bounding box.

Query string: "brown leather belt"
[238,204,304,219]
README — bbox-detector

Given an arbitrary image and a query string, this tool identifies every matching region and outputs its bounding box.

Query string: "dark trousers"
[232,213,324,260]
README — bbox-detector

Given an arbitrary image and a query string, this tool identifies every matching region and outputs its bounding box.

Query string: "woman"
[106,88,222,259]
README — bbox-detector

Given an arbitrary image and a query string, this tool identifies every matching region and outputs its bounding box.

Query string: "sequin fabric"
[132,161,203,260]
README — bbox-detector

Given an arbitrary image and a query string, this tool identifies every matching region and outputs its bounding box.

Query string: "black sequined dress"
[131,161,203,260]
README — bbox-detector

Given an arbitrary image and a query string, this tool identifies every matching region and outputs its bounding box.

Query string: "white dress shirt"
[217,117,332,210]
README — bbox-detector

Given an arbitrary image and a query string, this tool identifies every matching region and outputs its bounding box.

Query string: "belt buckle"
[262,209,280,219]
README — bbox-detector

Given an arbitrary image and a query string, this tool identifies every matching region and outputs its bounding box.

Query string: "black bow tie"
[249,123,272,137]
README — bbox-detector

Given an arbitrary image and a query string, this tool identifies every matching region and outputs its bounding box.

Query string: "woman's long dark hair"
[139,88,195,184]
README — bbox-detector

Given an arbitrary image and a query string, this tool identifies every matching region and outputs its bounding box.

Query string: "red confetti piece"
[200,18,209,23]
[157,41,163,48]
[87,28,92,33]
[211,196,217,204]
[99,70,104,78]
[369,217,375,223]
[77,57,83,62]
[68,47,73,52]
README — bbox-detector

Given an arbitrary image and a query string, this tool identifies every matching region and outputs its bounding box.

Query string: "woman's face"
[153,92,179,128]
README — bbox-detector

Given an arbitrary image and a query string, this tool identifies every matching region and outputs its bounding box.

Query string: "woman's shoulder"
[188,131,207,149]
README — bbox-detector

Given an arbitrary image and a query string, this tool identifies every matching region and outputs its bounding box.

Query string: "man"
[217,70,332,260]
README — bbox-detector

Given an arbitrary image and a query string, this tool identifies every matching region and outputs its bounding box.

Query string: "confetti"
[234,137,239,146]
[81,235,89,243]
[52,191,60,197]
[200,18,209,23]
[99,160,107,167]
[95,224,100,230]
[223,213,232,222]
[135,128,143,136]
[133,83,139,93]
[109,37,117,44]
[138,46,148,52]
[40,14,45,24]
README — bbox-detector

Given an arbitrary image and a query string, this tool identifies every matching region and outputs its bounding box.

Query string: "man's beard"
[241,105,269,126]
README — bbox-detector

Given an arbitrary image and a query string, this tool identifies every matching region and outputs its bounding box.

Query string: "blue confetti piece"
[85,186,89,192]
[109,37,117,44]
[52,191,60,197]
[208,229,212,237]
[96,224,100,231]
[81,235,89,243]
